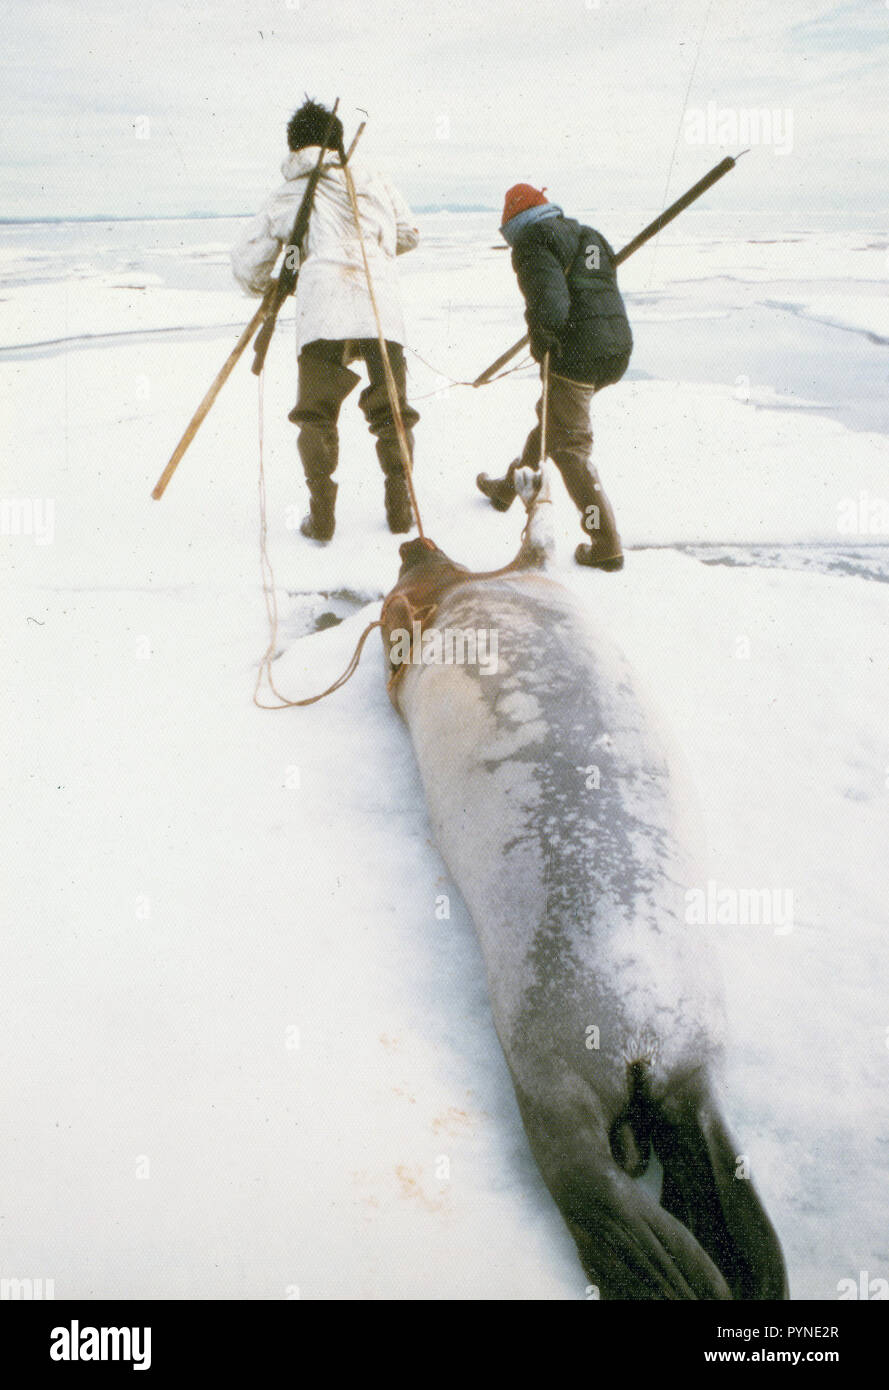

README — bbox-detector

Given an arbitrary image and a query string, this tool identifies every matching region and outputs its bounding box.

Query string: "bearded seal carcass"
[379,468,788,1299]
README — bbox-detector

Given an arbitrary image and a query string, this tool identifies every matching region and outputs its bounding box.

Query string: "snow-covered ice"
[2,212,888,1299]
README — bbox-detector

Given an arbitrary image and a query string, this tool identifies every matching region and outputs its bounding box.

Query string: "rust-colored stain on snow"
[431,1106,472,1136]
[394,1164,447,1213]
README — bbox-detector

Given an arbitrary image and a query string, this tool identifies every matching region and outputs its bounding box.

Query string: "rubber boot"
[374,430,417,534]
[357,358,420,533]
[575,540,624,572]
[384,473,414,533]
[557,456,624,571]
[299,477,338,542]
[476,459,520,512]
[290,353,359,543]
[574,478,624,570]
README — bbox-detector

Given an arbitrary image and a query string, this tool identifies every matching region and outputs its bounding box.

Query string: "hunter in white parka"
[231,99,420,542]
[231,147,418,351]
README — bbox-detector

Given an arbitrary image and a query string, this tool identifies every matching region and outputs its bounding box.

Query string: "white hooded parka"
[231,147,418,352]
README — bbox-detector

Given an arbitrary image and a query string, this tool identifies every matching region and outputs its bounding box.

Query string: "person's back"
[477,184,632,570]
[233,147,418,353]
[508,212,632,381]
[232,99,420,540]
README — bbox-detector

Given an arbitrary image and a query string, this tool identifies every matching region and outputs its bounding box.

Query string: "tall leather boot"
[356,348,420,534]
[299,476,338,541]
[557,454,624,571]
[376,433,416,534]
[289,352,360,543]
[384,472,414,533]
[476,459,520,512]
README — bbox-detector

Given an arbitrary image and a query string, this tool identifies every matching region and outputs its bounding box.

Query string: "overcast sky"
[2,0,886,221]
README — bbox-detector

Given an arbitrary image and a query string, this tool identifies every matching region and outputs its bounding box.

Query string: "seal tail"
[559,1164,735,1299]
[516,1072,788,1300]
[650,1090,789,1300]
[516,1082,733,1300]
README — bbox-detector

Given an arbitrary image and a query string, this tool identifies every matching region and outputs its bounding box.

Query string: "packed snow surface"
[3,212,888,1298]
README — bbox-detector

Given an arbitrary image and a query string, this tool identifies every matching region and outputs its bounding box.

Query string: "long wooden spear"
[150,289,273,500]
[472,151,747,388]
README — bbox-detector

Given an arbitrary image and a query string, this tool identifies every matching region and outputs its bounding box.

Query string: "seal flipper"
[514,1087,732,1300]
[560,1166,734,1300]
[652,1094,789,1300]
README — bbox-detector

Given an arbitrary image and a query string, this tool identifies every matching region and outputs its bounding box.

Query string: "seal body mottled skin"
[381,472,788,1299]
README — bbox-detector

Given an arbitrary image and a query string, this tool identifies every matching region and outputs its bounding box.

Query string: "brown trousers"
[288,337,420,488]
[519,367,622,558]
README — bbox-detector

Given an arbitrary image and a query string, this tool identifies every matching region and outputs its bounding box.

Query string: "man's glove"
[528,327,562,363]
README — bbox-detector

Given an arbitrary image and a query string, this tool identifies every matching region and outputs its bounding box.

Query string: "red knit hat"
[501,183,549,226]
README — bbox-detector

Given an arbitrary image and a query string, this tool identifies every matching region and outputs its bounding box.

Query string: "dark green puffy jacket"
[511,214,633,383]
